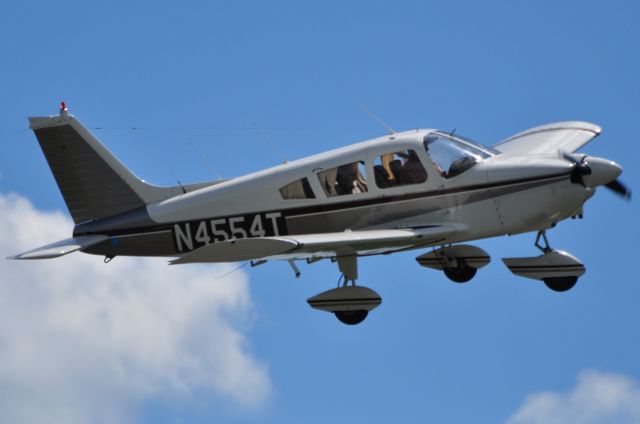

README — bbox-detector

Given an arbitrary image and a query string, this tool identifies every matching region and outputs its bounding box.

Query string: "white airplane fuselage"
[73,129,595,259]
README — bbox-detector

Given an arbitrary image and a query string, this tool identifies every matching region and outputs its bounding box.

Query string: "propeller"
[562,152,631,201]
[605,179,632,200]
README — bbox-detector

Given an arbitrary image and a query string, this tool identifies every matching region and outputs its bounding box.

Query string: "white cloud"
[506,370,640,424]
[0,193,271,424]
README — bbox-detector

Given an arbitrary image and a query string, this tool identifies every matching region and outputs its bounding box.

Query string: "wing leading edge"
[170,225,465,264]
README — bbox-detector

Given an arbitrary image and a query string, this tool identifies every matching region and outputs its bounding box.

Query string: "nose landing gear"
[502,230,586,292]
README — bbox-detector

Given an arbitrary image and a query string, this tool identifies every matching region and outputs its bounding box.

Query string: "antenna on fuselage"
[359,104,396,135]
[166,167,187,194]
[188,141,223,180]
[252,123,288,164]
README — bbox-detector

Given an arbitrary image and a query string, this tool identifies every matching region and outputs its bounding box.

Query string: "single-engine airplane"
[9,103,631,325]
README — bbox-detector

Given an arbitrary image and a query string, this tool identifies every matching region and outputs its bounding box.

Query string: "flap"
[8,235,109,260]
[170,238,298,264]
[494,121,601,156]
[170,225,463,264]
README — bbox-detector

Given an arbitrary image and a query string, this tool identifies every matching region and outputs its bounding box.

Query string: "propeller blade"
[605,179,632,201]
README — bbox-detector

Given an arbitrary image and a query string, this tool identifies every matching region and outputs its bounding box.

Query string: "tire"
[543,276,578,292]
[443,260,477,283]
[334,310,368,325]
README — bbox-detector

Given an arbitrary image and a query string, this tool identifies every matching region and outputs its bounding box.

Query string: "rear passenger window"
[279,177,315,199]
[317,161,368,197]
[373,150,427,188]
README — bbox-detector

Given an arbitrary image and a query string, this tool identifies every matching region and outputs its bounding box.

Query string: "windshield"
[423,132,496,178]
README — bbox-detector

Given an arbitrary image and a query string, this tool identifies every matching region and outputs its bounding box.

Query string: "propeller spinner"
[563,152,631,200]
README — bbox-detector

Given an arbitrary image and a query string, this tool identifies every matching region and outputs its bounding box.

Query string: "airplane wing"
[8,235,109,260]
[493,121,601,156]
[170,224,464,264]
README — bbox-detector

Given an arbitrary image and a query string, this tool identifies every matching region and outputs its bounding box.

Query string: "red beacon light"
[59,101,68,116]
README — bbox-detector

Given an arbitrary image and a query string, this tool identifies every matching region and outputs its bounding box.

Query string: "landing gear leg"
[337,255,357,286]
[534,230,552,253]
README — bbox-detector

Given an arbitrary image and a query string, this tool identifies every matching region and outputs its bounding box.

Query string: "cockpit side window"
[373,149,427,188]
[423,133,490,178]
[317,161,368,197]
[279,177,316,199]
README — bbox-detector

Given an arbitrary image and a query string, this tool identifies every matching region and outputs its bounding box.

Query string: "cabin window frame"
[278,177,316,200]
[372,148,428,189]
[316,160,369,198]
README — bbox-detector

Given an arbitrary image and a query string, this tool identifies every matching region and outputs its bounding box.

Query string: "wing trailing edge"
[170,225,464,264]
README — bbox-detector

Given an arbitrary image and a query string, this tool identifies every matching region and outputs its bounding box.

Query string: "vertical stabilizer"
[29,105,197,224]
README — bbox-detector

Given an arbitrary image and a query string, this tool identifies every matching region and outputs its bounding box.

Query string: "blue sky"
[1,1,639,423]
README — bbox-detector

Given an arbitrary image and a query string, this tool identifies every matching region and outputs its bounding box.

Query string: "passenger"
[335,162,367,195]
[352,162,368,193]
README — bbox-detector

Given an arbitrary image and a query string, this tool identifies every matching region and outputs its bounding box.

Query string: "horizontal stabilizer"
[8,235,109,260]
[170,225,462,264]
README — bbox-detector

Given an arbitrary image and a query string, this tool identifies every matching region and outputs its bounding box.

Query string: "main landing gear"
[306,256,381,325]
[502,230,586,292]
[416,244,491,283]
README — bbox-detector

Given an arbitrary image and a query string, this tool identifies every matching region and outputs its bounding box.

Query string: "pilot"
[402,151,427,183]
[374,165,391,188]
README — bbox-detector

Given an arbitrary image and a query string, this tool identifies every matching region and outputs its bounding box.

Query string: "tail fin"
[29,109,203,224]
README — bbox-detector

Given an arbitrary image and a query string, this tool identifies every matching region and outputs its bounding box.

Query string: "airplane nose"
[581,156,622,188]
